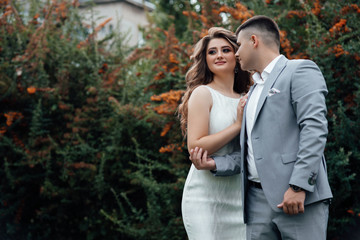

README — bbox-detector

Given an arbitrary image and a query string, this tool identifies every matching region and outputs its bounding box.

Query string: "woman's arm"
[189,147,241,174]
[187,86,246,155]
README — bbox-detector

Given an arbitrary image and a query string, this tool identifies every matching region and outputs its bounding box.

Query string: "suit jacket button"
[308,172,317,185]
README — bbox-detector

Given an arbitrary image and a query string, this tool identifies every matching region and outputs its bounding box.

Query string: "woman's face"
[206,38,236,76]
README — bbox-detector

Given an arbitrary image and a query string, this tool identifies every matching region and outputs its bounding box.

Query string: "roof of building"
[79,0,155,11]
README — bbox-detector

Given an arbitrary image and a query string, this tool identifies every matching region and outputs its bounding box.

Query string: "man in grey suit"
[189,15,333,239]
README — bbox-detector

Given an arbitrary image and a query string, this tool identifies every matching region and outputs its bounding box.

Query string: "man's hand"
[277,187,306,215]
[189,147,216,171]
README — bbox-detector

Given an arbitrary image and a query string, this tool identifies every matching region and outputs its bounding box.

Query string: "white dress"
[182,85,245,240]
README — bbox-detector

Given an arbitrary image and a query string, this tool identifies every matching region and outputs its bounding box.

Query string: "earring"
[234,66,238,74]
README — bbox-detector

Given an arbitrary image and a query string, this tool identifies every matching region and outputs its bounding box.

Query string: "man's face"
[235,30,255,71]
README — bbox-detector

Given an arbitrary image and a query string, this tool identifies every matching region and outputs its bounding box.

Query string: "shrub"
[1,0,359,239]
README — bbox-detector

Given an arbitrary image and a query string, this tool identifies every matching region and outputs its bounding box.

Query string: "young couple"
[178,15,333,240]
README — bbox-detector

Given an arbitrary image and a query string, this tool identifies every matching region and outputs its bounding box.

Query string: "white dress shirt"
[246,55,282,182]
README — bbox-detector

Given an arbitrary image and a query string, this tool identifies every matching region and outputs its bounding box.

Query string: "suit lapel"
[254,56,288,122]
[240,84,255,146]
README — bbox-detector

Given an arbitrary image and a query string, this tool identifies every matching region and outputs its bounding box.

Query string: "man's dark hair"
[235,15,280,48]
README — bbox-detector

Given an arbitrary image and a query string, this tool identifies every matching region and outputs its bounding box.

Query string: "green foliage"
[0,0,185,239]
[1,0,359,239]
[151,0,192,39]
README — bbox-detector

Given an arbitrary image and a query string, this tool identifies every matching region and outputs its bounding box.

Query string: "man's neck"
[257,52,280,73]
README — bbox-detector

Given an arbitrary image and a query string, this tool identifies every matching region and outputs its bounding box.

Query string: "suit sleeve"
[211,151,241,176]
[289,60,328,192]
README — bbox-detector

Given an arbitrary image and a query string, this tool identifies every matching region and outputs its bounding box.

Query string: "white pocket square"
[268,88,280,97]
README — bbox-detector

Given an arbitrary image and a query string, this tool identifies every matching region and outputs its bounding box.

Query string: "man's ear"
[250,35,259,48]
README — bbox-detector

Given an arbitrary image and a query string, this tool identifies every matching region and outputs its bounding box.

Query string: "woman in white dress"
[178,27,252,240]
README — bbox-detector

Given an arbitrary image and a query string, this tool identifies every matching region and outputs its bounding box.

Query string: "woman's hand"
[235,94,248,126]
[189,147,216,170]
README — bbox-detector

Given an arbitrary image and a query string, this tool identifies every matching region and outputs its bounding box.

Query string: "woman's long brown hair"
[178,27,252,136]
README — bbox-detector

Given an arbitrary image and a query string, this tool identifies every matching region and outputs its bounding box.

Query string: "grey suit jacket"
[213,55,333,223]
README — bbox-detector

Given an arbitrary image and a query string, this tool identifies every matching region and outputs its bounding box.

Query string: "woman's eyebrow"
[208,45,231,50]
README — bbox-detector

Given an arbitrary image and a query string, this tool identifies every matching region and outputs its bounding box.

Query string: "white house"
[79,0,155,47]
